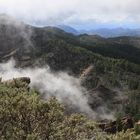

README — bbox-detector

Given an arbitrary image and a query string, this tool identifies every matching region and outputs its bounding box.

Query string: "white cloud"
[0,0,140,26]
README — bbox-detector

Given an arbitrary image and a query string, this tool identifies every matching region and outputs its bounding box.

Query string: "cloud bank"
[0,0,140,28]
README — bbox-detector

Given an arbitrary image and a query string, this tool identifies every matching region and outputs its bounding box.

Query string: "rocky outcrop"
[98,117,134,134]
[134,120,140,134]
[80,65,94,79]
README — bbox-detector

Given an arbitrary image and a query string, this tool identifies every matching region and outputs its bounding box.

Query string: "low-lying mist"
[0,59,115,120]
[0,60,95,116]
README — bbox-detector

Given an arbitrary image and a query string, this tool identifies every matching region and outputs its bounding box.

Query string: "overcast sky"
[0,0,140,29]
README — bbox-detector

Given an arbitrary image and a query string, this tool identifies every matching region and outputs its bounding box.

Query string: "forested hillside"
[0,15,140,139]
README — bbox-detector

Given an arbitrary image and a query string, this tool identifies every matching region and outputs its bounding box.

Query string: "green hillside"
[0,15,140,139]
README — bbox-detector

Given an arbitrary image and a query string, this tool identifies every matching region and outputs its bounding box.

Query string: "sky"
[0,0,140,30]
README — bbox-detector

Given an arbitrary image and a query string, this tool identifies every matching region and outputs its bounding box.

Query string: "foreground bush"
[0,81,139,140]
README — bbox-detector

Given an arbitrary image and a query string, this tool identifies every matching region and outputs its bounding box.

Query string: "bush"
[0,81,139,140]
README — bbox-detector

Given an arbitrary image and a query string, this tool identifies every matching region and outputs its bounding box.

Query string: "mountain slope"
[0,14,140,65]
[0,15,140,120]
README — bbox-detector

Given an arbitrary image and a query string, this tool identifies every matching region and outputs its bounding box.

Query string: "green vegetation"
[0,80,139,140]
[124,91,140,121]
[0,17,140,139]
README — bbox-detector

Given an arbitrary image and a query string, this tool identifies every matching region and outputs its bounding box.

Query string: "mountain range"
[0,14,140,121]
[57,25,140,38]
[0,14,140,139]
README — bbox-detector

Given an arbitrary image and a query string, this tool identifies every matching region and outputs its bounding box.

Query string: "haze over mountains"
[57,24,140,37]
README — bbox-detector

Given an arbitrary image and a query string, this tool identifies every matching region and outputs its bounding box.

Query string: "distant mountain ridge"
[82,28,140,37]
[56,25,140,37]
[57,25,78,35]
